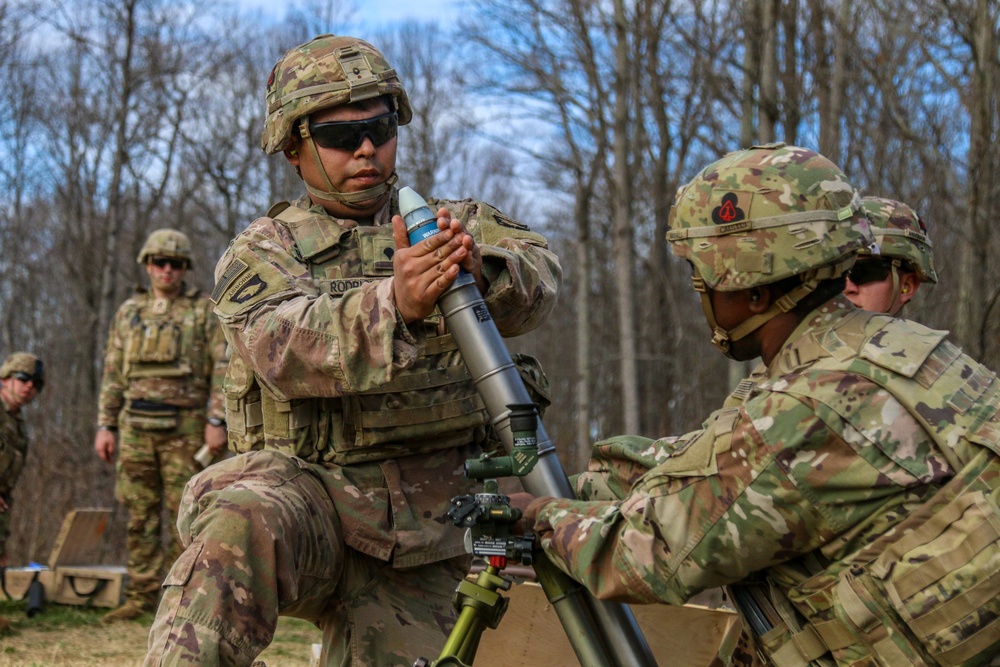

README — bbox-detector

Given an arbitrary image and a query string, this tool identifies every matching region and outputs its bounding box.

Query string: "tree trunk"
[612,0,639,435]
[94,0,138,386]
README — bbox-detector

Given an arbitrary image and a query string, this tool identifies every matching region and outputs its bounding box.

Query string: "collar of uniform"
[300,193,394,229]
[767,295,856,376]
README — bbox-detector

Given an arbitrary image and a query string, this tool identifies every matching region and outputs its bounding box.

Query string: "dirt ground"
[1,587,735,666]
[0,601,321,667]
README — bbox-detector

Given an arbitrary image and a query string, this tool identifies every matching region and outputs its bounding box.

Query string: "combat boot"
[101,598,150,623]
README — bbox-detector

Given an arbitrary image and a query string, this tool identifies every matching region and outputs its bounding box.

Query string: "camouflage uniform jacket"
[530,296,1000,665]
[98,285,227,427]
[0,396,28,496]
[211,192,560,567]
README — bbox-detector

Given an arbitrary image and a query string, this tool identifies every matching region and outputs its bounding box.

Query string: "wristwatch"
[207,417,226,428]
[98,425,118,432]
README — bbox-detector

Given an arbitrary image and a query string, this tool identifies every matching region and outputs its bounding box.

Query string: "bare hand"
[0,496,8,513]
[440,214,487,293]
[507,492,538,533]
[391,208,478,323]
[204,422,228,456]
[94,429,117,464]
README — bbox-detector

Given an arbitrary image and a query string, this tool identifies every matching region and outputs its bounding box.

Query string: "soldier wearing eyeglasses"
[94,228,228,623]
[0,352,43,633]
[144,35,561,666]
[843,197,937,316]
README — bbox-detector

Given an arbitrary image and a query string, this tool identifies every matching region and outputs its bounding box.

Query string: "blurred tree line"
[0,0,996,566]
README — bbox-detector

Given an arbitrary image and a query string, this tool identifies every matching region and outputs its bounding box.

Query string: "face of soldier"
[706,288,762,362]
[285,98,398,220]
[146,256,188,297]
[843,259,919,316]
[0,374,39,412]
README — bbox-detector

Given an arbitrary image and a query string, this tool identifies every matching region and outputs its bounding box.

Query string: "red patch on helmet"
[267,66,276,88]
[712,192,745,224]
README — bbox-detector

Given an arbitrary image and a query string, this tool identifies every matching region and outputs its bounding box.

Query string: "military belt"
[128,400,179,413]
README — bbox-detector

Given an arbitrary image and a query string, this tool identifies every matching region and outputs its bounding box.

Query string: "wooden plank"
[474,582,737,666]
[47,508,113,567]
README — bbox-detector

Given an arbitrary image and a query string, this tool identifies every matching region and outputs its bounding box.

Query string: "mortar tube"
[400,187,656,667]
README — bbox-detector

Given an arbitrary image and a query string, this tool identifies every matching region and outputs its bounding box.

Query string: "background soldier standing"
[513,144,1000,666]
[94,229,228,622]
[144,35,560,666]
[843,196,938,316]
[0,352,43,634]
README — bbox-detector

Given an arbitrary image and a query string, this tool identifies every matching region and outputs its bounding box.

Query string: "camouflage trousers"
[144,451,469,667]
[117,408,204,605]
[0,491,11,561]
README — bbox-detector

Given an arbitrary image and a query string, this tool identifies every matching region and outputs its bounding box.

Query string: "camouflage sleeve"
[434,199,562,336]
[528,392,880,605]
[204,300,228,419]
[574,429,706,502]
[211,217,419,401]
[96,303,129,427]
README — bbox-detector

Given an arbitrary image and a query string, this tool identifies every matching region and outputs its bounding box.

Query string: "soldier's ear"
[898,273,920,304]
[747,287,769,313]
[284,139,302,168]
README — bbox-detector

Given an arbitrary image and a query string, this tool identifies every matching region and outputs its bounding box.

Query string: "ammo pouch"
[123,400,179,431]
[257,332,487,465]
[222,352,263,452]
[126,321,182,365]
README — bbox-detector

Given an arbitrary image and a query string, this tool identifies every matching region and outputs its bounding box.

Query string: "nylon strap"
[892,503,996,601]
[769,624,829,667]
[298,117,399,208]
[666,193,862,241]
[877,226,932,247]
[911,559,1000,638]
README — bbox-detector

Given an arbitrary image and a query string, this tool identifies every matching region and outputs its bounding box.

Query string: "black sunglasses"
[847,259,894,286]
[150,256,187,270]
[12,371,43,391]
[307,111,398,151]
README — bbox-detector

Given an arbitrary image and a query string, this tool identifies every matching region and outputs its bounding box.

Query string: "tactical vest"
[224,202,488,465]
[732,312,1000,667]
[121,288,211,382]
[0,408,27,494]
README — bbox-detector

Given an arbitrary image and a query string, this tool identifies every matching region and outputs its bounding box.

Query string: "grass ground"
[0,599,322,667]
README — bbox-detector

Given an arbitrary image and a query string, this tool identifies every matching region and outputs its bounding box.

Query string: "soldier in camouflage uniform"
[95,229,228,622]
[0,352,43,634]
[514,144,1000,666]
[143,35,560,666]
[843,197,937,316]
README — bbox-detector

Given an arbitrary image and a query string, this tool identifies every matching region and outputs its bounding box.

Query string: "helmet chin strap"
[692,258,853,358]
[299,118,397,209]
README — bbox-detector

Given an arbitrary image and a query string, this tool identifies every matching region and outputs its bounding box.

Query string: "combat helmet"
[857,197,937,284]
[666,143,874,355]
[0,352,44,391]
[262,35,411,210]
[136,228,193,267]
[262,34,411,155]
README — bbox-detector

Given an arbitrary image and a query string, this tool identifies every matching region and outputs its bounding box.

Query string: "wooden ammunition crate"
[2,508,127,609]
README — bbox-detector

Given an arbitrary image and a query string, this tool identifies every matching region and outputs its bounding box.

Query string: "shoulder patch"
[211,258,249,304]
[493,210,530,231]
[228,273,268,304]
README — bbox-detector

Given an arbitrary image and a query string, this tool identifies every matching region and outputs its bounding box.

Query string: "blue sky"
[236,0,462,27]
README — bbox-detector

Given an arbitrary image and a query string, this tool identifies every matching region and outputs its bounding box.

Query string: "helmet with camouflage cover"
[857,197,937,284]
[666,143,874,355]
[262,34,412,155]
[136,228,193,267]
[1,352,44,391]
